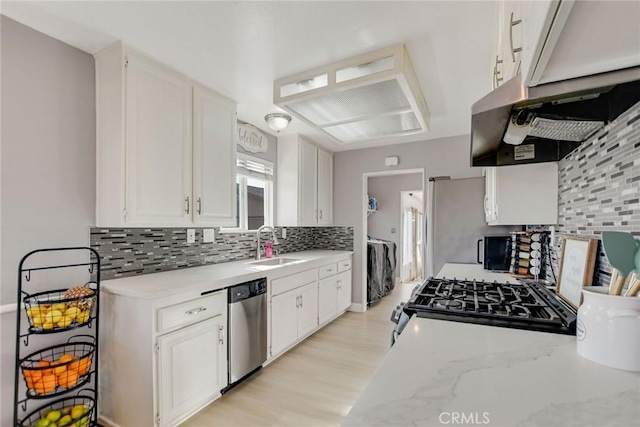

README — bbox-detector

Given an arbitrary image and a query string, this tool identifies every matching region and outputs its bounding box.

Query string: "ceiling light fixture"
[264,113,292,132]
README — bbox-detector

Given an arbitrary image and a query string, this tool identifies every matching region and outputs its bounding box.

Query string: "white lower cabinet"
[337,270,352,312]
[318,276,338,325]
[271,282,319,357]
[99,290,227,427]
[157,316,227,427]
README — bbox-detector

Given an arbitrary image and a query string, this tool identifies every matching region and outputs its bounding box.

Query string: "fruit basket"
[20,335,95,399]
[23,284,96,333]
[18,390,95,427]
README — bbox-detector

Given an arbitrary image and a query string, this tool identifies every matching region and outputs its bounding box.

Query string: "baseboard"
[0,303,17,315]
[348,302,365,313]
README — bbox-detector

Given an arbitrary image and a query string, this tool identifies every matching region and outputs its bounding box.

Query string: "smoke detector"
[274,44,430,144]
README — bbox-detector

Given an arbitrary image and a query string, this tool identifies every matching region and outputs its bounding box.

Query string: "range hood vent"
[274,44,430,144]
[471,67,640,167]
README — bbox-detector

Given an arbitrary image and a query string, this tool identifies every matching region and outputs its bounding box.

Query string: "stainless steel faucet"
[256,225,280,260]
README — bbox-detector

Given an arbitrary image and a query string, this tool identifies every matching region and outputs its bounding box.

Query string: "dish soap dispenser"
[265,241,273,259]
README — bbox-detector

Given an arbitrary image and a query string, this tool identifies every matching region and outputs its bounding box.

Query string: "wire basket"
[20,335,95,399]
[18,390,95,427]
[23,283,96,333]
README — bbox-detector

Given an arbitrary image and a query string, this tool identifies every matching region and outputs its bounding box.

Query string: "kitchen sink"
[250,258,299,266]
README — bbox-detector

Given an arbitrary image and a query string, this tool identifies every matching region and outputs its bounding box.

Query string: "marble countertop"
[344,317,640,427]
[101,250,352,299]
[344,263,640,427]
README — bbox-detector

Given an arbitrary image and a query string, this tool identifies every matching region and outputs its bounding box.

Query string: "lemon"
[32,316,44,326]
[35,418,50,427]
[61,407,72,416]
[57,316,73,328]
[70,404,84,420]
[58,415,72,426]
[51,303,67,312]
[46,410,62,422]
[42,322,55,330]
[45,310,63,324]
[76,311,90,324]
[64,307,80,320]
[27,307,44,318]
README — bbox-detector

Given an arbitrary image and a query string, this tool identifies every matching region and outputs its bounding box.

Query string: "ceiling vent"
[274,44,430,144]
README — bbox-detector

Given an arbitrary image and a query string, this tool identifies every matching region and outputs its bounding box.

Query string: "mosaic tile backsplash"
[529,100,640,287]
[91,226,354,280]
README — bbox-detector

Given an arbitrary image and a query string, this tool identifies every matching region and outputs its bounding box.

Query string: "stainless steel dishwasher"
[227,277,267,388]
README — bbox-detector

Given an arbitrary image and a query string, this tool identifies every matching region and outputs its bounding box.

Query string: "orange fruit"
[25,375,36,388]
[76,357,92,376]
[59,354,76,364]
[34,373,57,394]
[57,369,79,389]
[38,360,53,376]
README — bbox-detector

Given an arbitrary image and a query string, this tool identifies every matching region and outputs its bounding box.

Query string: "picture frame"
[556,236,599,309]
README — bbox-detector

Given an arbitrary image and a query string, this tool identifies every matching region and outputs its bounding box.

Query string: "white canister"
[577,286,640,372]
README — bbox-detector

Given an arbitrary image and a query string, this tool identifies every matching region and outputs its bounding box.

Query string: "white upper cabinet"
[124,51,192,226]
[276,133,333,226]
[95,41,237,227]
[192,83,237,226]
[484,163,558,226]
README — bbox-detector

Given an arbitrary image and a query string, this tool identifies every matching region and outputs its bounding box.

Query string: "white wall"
[333,134,482,306]
[367,173,423,248]
[0,16,95,425]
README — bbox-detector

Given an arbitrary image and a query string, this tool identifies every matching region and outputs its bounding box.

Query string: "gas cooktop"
[403,277,577,335]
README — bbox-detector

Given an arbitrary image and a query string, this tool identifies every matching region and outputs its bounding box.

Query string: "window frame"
[220,154,274,233]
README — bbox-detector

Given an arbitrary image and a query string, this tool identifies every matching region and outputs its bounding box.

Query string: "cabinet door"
[317,148,333,225]
[157,316,225,427]
[502,1,524,81]
[192,84,237,226]
[318,276,338,325]
[125,51,192,226]
[298,140,318,225]
[271,290,299,357]
[337,270,352,312]
[484,168,498,223]
[297,282,319,338]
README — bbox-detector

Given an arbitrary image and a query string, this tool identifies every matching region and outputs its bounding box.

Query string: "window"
[223,153,274,231]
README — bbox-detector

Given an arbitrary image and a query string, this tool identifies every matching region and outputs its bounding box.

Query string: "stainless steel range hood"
[471,67,640,167]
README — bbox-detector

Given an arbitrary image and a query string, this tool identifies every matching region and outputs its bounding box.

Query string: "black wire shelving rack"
[13,247,100,427]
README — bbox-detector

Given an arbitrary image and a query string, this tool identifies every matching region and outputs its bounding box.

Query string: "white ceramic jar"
[577,286,640,372]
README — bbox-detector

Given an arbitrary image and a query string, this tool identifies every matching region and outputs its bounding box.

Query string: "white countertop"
[101,250,352,299]
[344,317,640,427]
[344,263,640,427]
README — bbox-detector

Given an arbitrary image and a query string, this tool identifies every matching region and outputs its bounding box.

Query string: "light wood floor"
[182,281,417,427]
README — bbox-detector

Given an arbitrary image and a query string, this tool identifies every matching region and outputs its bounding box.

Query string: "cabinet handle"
[197,197,202,215]
[185,196,190,214]
[185,307,207,316]
[296,295,300,309]
[218,325,224,345]
[337,279,342,289]
[509,12,522,62]
[319,210,323,220]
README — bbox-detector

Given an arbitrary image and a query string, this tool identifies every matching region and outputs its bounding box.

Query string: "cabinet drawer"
[318,263,338,279]
[157,292,226,333]
[337,259,352,273]
[271,268,318,296]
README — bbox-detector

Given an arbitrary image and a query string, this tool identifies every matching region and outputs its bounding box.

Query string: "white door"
[125,51,192,226]
[157,316,225,427]
[317,148,333,225]
[298,140,318,225]
[192,84,237,226]
[271,290,298,357]
[337,271,352,312]
[318,276,338,325]
[297,282,319,338]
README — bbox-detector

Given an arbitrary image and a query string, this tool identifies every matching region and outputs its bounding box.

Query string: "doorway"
[400,191,423,283]
[362,169,425,310]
